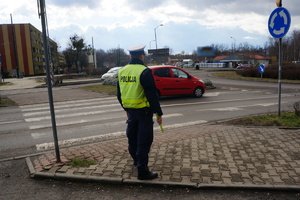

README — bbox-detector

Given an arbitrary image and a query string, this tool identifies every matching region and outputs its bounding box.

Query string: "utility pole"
[92,37,97,68]
[154,24,163,49]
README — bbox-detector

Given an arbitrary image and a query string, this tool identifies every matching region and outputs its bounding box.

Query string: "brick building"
[0,23,58,77]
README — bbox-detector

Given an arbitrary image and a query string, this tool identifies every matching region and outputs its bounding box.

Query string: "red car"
[149,65,206,98]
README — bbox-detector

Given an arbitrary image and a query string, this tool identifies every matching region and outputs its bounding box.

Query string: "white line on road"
[35,120,207,151]
[25,108,123,122]
[162,95,281,108]
[196,102,280,112]
[0,120,24,125]
[36,131,125,151]
[204,92,221,97]
[30,113,183,136]
[22,103,120,117]
[19,97,117,111]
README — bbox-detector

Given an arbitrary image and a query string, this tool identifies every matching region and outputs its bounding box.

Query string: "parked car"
[100,67,122,82]
[236,64,253,69]
[149,65,206,98]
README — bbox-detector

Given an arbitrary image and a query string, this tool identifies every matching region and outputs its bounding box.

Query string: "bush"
[236,63,300,80]
[236,68,260,78]
[294,101,300,116]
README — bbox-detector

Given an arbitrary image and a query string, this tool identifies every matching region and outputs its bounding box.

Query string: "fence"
[195,63,226,68]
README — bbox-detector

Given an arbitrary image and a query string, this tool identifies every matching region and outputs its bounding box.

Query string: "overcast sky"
[1,0,299,54]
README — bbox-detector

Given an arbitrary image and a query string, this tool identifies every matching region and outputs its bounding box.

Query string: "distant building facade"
[213,53,270,68]
[0,23,58,77]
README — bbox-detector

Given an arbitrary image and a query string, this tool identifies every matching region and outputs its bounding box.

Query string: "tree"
[62,47,75,70]
[106,48,129,67]
[96,49,106,68]
[69,34,88,73]
[267,29,300,62]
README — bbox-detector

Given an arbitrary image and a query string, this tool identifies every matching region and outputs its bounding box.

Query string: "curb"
[26,157,300,191]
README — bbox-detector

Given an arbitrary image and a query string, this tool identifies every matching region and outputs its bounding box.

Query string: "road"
[1,69,300,199]
[1,69,299,160]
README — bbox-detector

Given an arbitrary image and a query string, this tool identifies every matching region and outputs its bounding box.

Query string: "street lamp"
[154,24,163,49]
[149,40,155,49]
[276,0,282,7]
[231,36,236,52]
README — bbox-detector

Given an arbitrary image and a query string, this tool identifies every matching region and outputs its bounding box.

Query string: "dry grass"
[213,71,300,84]
[224,112,300,127]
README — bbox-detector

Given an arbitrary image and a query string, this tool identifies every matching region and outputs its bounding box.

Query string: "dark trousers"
[126,108,154,174]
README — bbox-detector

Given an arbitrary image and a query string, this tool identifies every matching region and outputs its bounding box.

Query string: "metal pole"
[278,38,282,117]
[154,28,158,49]
[277,0,282,117]
[154,24,163,49]
[92,37,96,68]
[231,37,236,53]
[39,0,61,162]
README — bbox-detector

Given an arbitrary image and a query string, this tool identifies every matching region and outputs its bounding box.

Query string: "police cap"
[127,44,146,55]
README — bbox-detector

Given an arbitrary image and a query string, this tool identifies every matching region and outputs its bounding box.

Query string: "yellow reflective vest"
[118,64,150,109]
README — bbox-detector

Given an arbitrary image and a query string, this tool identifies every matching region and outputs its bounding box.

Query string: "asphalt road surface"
[0,69,300,199]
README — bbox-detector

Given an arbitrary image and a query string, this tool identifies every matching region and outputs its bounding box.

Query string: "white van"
[182,59,194,68]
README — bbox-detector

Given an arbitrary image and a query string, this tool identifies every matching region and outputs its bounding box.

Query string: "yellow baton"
[156,113,164,133]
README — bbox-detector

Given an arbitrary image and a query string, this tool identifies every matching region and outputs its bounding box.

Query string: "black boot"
[138,171,158,180]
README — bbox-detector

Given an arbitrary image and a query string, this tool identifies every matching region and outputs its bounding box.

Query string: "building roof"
[213,53,270,61]
[213,55,231,61]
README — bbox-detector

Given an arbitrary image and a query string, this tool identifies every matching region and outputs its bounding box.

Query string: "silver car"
[100,67,122,82]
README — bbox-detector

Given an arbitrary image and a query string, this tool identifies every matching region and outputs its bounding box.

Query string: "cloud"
[1,0,299,53]
[127,0,165,10]
[50,0,100,8]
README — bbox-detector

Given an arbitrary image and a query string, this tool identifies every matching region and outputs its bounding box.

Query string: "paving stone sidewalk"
[27,124,300,189]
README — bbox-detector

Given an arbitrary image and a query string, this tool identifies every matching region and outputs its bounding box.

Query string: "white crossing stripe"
[22,103,120,117]
[35,120,207,151]
[24,108,123,122]
[30,113,182,133]
[197,102,279,112]
[0,120,24,125]
[36,131,126,151]
[204,92,221,97]
[19,97,116,109]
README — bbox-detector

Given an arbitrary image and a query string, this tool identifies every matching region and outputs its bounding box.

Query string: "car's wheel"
[193,87,203,98]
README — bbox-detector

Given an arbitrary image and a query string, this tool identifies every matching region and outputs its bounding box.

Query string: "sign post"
[258,65,265,79]
[38,0,61,163]
[268,2,291,117]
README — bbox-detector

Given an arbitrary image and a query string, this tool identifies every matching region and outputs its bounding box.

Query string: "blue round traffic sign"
[268,7,291,38]
[258,65,265,74]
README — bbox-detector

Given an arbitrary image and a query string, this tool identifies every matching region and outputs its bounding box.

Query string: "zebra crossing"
[18,92,283,151]
[17,96,207,151]
[0,89,287,156]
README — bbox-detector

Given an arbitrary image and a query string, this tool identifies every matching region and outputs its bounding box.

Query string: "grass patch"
[69,158,96,167]
[0,96,16,106]
[213,71,300,83]
[225,112,300,127]
[81,85,117,95]
[0,82,10,86]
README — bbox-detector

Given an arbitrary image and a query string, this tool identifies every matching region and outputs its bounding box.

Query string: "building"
[213,53,270,68]
[0,23,58,77]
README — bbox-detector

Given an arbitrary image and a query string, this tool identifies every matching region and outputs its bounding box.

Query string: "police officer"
[117,44,163,180]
